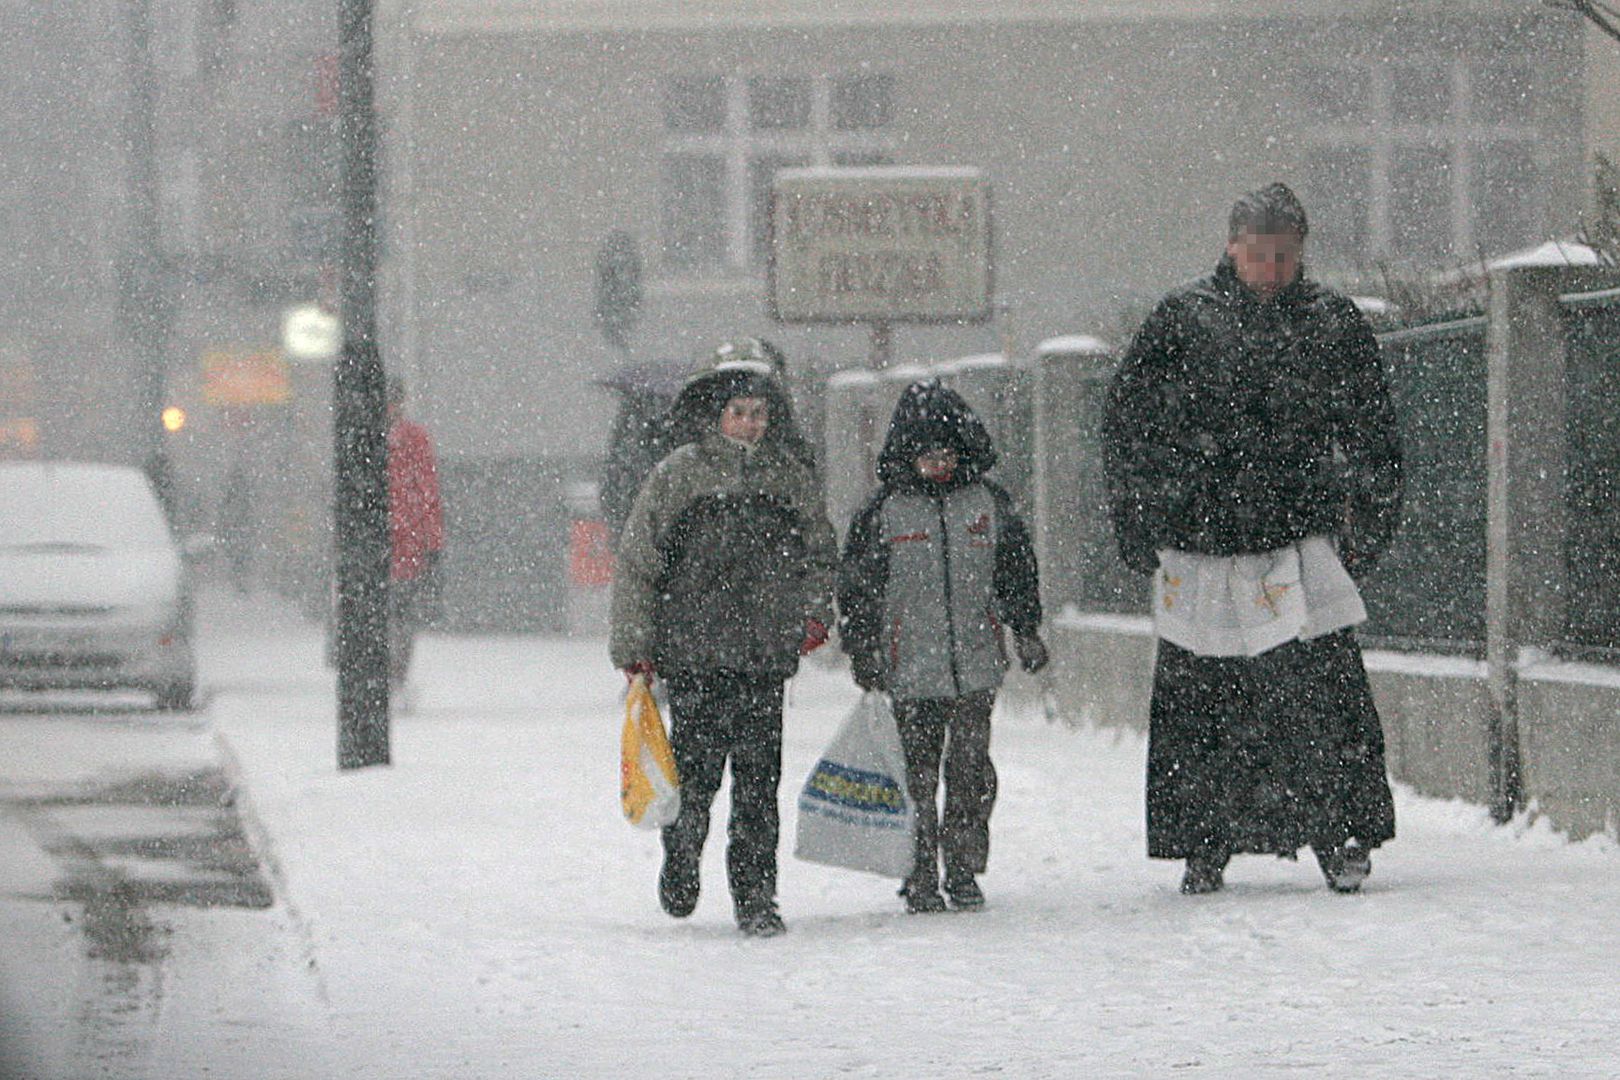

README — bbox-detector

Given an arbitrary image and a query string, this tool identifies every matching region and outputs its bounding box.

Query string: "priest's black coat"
[1103,257,1402,859]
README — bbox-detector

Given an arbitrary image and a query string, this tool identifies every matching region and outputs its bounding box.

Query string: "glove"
[1014,632,1050,675]
[850,654,886,693]
[799,618,830,656]
[624,660,655,685]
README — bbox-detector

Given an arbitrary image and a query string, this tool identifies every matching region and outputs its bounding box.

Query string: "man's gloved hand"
[1014,632,1050,675]
[850,654,886,693]
[624,660,655,686]
[799,618,830,656]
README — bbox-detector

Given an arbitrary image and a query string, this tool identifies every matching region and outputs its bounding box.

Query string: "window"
[1472,61,1534,125]
[1474,141,1539,253]
[1304,66,1369,123]
[1390,146,1454,260]
[659,72,899,275]
[665,76,726,133]
[1391,63,1451,124]
[1301,51,1546,267]
[832,75,895,131]
[1305,147,1372,263]
[749,77,811,131]
[662,155,726,272]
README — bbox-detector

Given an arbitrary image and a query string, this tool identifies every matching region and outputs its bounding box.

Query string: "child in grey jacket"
[838,380,1047,913]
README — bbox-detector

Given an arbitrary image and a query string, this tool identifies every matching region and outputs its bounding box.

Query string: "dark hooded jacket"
[610,358,836,680]
[1102,256,1403,576]
[838,381,1041,699]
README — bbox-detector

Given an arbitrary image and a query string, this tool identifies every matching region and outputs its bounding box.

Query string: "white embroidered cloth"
[1152,536,1366,658]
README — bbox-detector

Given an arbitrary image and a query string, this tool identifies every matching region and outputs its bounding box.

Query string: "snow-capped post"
[334,0,391,769]
[767,167,994,367]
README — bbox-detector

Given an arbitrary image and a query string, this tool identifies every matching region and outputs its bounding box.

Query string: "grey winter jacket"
[838,381,1041,700]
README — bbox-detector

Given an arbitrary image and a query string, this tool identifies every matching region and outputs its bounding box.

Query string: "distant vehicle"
[0,461,197,709]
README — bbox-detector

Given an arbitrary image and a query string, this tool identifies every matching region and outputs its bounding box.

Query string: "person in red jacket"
[387,375,444,696]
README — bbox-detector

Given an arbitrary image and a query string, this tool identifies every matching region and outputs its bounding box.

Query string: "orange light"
[161,406,187,433]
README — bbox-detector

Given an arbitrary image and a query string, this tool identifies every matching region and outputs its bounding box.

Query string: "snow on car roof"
[0,461,170,547]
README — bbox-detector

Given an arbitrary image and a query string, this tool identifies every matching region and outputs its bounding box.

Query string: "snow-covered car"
[0,461,197,709]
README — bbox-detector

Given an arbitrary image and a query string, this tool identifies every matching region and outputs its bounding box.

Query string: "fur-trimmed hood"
[663,352,811,463]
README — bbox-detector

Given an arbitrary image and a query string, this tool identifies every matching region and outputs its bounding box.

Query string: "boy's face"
[1227,229,1304,300]
[915,447,958,483]
[719,396,770,445]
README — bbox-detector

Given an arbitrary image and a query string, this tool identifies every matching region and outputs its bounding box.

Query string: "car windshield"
[0,464,172,549]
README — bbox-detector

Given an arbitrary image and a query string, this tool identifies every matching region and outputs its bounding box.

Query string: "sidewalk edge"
[211,725,334,1011]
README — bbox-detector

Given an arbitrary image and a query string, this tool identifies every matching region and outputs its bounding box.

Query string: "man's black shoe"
[1315,840,1371,893]
[1179,850,1227,895]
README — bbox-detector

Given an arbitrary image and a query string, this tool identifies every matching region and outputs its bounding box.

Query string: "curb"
[211,724,333,1011]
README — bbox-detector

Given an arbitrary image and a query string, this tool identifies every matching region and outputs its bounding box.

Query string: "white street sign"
[769,167,993,324]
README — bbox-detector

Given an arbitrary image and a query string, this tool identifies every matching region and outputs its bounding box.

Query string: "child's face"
[719,396,770,445]
[915,447,958,483]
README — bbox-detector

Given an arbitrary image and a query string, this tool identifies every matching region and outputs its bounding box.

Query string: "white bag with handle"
[794,692,916,878]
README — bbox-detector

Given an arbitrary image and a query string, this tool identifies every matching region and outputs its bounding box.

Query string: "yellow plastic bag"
[621,676,681,829]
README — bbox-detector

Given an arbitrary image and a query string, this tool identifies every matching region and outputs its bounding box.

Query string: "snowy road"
[0,704,331,1080]
[4,588,1618,1078]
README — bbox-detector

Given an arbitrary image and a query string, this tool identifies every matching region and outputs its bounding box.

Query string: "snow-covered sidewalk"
[204,590,1620,1078]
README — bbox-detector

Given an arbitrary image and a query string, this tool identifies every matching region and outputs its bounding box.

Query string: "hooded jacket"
[609,358,836,680]
[838,381,1041,699]
[1102,256,1403,575]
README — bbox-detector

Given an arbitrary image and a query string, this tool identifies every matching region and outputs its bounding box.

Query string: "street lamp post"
[334,0,391,769]
[124,0,174,515]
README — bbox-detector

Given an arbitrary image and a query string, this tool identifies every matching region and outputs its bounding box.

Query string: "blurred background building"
[2,0,1617,629]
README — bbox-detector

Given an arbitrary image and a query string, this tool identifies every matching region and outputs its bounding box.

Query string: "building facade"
[397,0,1589,466]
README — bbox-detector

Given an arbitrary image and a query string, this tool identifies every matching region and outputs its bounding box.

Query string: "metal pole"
[335,0,391,768]
[125,0,174,515]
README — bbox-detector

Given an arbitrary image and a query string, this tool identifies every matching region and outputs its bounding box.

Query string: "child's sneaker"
[736,900,786,937]
[900,880,948,914]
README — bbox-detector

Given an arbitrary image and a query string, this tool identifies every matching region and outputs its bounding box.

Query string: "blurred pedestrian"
[837,380,1046,913]
[609,341,836,937]
[386,375,444,705]
[1102,182,1404,895]
[216,462,257,594]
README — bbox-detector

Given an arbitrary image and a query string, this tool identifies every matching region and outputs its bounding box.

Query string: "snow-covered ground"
[8,588,1620,1077]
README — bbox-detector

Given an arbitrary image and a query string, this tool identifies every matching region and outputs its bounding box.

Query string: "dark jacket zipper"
[935,492,962,697]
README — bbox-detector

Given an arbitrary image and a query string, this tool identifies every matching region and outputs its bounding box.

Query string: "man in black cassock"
[1103,183,1404,895]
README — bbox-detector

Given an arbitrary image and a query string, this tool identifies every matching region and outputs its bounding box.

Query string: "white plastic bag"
[794,692,915,878]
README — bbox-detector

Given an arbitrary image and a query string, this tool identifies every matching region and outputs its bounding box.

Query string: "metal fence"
[1359,318,1489,654]
[1560,287,1620,659]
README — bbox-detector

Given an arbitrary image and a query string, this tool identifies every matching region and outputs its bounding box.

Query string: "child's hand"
[1014,633,1050,674]
[799,619,830,655]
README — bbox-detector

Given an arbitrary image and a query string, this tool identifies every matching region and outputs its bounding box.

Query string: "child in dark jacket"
[838,380,1047,913]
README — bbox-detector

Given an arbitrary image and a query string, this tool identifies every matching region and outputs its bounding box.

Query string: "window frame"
[1302,54,1548,267]
[659,72,897,277]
